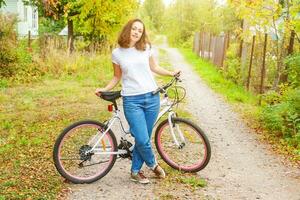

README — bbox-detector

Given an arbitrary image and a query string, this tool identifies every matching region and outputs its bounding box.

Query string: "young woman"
[95,18,180,184]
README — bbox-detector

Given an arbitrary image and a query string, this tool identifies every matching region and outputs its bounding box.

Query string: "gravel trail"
[160,38,300,200]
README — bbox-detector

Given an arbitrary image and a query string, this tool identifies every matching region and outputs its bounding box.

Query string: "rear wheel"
[155,117,211,172]
[53,120,117,183]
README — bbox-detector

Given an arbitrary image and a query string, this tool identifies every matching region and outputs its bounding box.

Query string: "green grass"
[179,48,257,105]
[0,53,113,199]
[179,176,207,188]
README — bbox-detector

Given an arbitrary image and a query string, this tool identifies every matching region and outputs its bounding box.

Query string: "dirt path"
[66,39,300,200]
[159,38,300,200]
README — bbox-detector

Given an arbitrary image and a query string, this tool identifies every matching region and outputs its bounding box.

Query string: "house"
[0,0,38,36]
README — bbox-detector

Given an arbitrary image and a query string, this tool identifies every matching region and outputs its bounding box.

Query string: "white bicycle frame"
[87,91,185,155]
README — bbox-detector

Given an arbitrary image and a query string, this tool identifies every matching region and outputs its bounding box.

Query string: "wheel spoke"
[53,121,117,183]
[155,118,211,172]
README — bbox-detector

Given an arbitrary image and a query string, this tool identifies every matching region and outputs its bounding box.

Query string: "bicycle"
[53,75,211,184]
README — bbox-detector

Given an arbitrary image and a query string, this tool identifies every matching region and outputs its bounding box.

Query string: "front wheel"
[155,117,211,172]
[53,120,118,184]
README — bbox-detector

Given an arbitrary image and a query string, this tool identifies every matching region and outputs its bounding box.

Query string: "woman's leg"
[143,93,160,168]
[144,93,160,137]
[143,93,165,178]
[123,95,156,173]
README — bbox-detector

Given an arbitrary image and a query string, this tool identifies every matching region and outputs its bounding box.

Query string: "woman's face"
[130,21,144,44]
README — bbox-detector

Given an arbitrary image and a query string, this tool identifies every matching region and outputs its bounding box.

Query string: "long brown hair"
[117,19,151,51]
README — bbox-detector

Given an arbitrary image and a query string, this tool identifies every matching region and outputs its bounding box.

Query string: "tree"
[43,0,82,53]
[163,0,220,46]
[141,0,165,31]
[0,0,6,8]
[29,0,138,53]
[75,0,138,51]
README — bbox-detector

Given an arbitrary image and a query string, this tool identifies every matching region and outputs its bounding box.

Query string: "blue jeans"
[123,92,160,174]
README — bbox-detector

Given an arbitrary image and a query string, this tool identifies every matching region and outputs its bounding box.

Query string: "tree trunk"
[259,34,268,105]
[246,35,255,91]
[67,18,74,54]
[272,34,285,90]
[238,19,244,58]
[280,30,295,83]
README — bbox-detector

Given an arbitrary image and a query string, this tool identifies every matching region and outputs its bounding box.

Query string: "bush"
[285,53,300,88]
[223,44,242,85]
[260,88,300,148]
[0,14,18,77]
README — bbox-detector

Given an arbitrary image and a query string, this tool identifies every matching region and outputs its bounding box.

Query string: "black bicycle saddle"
[100,91,121,102]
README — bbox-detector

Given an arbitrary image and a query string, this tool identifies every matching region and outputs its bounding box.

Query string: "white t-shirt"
[112,45,158,96]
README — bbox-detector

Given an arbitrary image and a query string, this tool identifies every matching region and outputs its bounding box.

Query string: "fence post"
[197,32,201,57]
[246,35,256,90]
[193,32,200,54]
[226,31,230,49]
[201,32,205,58]
[259,33,268,105]
[193,33,196,53]
[221,32,229,68]
[198,32,202,57]
[28,30,31,48]
[211,36,215,63]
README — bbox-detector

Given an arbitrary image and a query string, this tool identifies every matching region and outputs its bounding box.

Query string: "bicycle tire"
[53,120,117,184]
[155,117,211,172]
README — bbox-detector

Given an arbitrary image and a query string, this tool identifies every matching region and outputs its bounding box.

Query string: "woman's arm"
[95,63,122,96]
[149,56,180,76]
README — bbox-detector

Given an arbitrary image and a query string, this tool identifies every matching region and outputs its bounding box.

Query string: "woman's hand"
[171,69,181,77]
[95,88,107,97]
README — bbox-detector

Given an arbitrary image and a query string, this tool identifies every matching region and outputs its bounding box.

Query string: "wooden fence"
[193,32,229,68]
[192,30,300,105]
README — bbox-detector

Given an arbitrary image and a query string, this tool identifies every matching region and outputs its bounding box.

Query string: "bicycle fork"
[168,112,186,149]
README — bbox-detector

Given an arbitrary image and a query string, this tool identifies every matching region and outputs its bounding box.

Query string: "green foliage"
[260,88,300,149]
[232,0,281,36]
[75,0,138,45]
[223,44,242,85]
[290,0,300,32]
[284,53,300,88]
[32,0,139,50]
[38,17,65,35]
[163,0,239,47]
[0,0,5,8]
[262,90,281,105]
[0,13,43,83]
[0,79,8,89]
[0,14,18,78]
[179,176,207,188]
[141,0,165,31]
[163,0,203,46]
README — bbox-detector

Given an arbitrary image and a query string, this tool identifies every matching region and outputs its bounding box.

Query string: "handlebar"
[152,73,181,95]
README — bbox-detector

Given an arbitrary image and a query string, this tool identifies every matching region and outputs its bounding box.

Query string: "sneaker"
[152,165,166,179]
[130,171,150,184]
